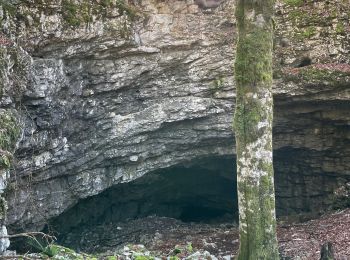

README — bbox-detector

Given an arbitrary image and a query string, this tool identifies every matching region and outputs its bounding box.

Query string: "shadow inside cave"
[47,156,238,252]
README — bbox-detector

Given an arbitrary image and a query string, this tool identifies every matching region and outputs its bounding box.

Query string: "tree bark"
[320,242,335,260]
[233,0,279,259]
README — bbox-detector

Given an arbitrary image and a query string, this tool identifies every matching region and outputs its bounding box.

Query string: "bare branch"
[0,231,56,241]
[0,255,42,260]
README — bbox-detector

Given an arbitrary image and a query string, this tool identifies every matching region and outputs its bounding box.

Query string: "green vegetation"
[0,112,20,152]
[284,0,345,42]
[234,29,273,88]
[186,242,193,252]
[0,196,7,220]
[234,0,279,259]
[287,8,331,28]
[0,0,16,17]
[283,0,303,7]
[17,238,198,259]
[1,46,28,101]
[209,76,224,96]
[285,66,350,86]
[213,77,224,89]
[62,0,82,27]
[28,239,59,258]
[172,247,181,255]
[1,0,142,33]
[288,9,306,21]
[0,153,10,169]
[0,111,21,169]
[61,0,141,27]
[285,0,350,37]
[336,22,345,35]
[134,256,154,260]
[302,26,316,38]
[48,245,98,260]
[233,22,273,143]
[115,0,140,19]
[0,48,6,97]
[30,243,99,259]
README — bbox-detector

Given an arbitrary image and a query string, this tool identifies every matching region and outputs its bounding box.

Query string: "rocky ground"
[60,208,350,260]
[6,209,350,259]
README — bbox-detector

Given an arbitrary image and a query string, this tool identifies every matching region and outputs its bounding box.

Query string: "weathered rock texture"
[0,28,29,251]
[0,0,349,237]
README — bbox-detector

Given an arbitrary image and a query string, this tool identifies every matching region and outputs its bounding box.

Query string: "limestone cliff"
[0,0,349,242]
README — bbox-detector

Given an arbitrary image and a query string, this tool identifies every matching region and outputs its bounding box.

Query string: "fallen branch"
[0,255,42,260]
[0,231,55,241]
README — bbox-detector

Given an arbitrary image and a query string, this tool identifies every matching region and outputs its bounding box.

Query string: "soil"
[91,208,350,259]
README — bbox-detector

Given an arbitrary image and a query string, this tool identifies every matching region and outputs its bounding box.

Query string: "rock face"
[0,0,349,238]
[0,28,29,251]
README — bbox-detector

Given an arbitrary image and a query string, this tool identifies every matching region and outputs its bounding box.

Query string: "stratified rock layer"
[0,0,349,233]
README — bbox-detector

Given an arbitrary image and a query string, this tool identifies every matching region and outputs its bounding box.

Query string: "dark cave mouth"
[51,156,238,228]
[179,206,232,223]
[45,156,238,251]
[37,150,350,252]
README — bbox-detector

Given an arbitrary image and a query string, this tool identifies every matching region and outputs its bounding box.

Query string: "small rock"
[280,38,290,47]
[129,155,139,162]
[203,251,211,256]
[154,232,163,240]
[186,251,201,259]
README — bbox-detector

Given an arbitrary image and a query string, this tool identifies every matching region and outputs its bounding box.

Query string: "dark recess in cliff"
[10,151,347,253]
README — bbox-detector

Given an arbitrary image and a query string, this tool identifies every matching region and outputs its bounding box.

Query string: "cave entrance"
[48,156,238,251]
[44,150,350,253]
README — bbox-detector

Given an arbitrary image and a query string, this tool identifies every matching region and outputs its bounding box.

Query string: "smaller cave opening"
[179,206,230,223]
[294,56,312,68]
[194,0,225,9]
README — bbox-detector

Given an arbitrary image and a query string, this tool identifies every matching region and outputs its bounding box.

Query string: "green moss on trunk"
[233,0,279,259]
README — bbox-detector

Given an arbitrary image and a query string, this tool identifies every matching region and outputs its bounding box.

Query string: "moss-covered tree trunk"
[233,0,279,259]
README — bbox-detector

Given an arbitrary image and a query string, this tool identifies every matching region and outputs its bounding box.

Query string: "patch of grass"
[107,256,118,260]
[186,242,193,252]
[283,0,303,7]
[302,26,316,38]
[335,22,345,35]
[134,256,154,260]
